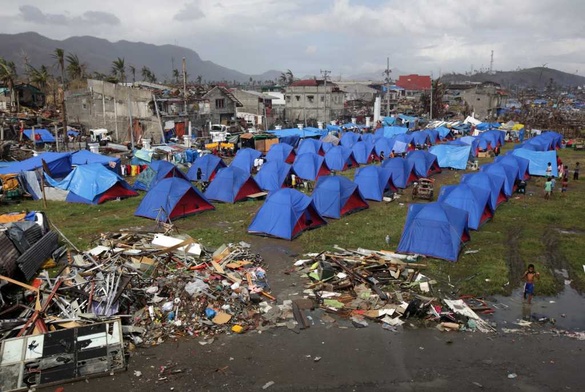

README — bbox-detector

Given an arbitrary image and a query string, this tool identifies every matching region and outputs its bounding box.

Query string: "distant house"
[231,89,280,128]
[455,82,508,120]
[202,86,243,125]
[15,83,45,108]
[396,74,432,98]
[284,79,345,124]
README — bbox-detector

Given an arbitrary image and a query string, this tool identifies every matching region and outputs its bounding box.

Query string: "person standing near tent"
[546,162,552,177]
[574,162,580,180]
[561,176,568,196]
[544,177,552,199]
[379,151,385,164]
[522,264,540,304]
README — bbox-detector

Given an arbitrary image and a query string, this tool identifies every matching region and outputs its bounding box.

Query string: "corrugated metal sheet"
[17,231,59,280]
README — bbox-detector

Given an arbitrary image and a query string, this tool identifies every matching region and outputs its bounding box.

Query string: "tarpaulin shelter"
[422,129,440,144]
[480,162,518,196]
[292,153,330,180]
[248,188,326,240]
[135,177,214,220]
[321,133,340,146]
[324,145,359,171]
[134,160,188,191]
[230,148,262,173]
[265,143,296,163]
[386,139,409,155]
[395,133,415,149]
[511,149,558,177]
[406,150,442,177]
[382,157,418,188]
[457,136,481,156]
[495,154,531,180]
[297,138,325,156]
[186,154,227,182]
[268,128,323,140]
[461,171,507,211]
[438,183,493,230]
[429,144,472,170]
[23,129,55,143]
[340,132,360,148]
[478,130,505,149]
[351,141,375,164]
[311,175,368,219]
[540,131,563,149]
[476,122,500,131]
[0,152,72,178]
[397,202,470,262]
[71,150,121,174]
[435,126,454,140]
[45,163,137,204]
[375,126,408,139]
[204,166,262,203]
[411,131,431,147]
[255,160,293,192]
[354,165,394,201]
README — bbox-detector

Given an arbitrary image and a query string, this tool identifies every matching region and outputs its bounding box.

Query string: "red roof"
[396,74,431,91]
[290,79,319,87]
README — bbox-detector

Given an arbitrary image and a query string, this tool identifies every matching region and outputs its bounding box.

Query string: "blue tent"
[387,138,409,154]
[511,148,558,177]
[458,136,481,156]
[326,124,342,132]
[255,160,293,192]
[248,188,327,240]
[0,152,72,178]
[230,148,262,173]
[265,143,296,163]
[340,132,360,148]
[476,122,500,131]
[397,202,470,262]
[134,160,188,191]
[480,162,518,196]
[382,157,418,188]
[278,134,301,147]
[354,166,394,201]
[135,177,214,220]
[297,138,324,156]
[23,129,55,143]
[422,129,440,144]
[478,130,504,150]
[438,183,493,230]
[395,133,414,147]
[373,137,393,158]
[292,152,330,180]
[375,126,408,139]
[321,141,335,153]
[71,150,121,174]
[268,128,323,139]
[461,171,507,211]
[45,163,137,204]
[187,154,227,182]
[406,150,441,177]
[411,131,431,146]
[540,131,562,149]
[324,145,359,171]
[429,144,471,170]
[495,154,530,180]
[435,126,454,140]
[361,133,375,144]
[311,176,368,219]
[204,166,262,203]
[351,141,375,164]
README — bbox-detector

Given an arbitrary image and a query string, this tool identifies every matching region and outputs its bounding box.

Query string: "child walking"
[522,264,540,304]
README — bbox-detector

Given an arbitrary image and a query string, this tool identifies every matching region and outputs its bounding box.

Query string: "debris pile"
[292,246,495,332]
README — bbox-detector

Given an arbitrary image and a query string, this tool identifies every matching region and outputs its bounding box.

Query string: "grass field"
[1,144,584,297]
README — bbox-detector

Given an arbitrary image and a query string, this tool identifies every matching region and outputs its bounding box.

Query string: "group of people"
[543,160,579,199]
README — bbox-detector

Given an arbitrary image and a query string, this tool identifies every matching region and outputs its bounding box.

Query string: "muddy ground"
[40,238,585,392]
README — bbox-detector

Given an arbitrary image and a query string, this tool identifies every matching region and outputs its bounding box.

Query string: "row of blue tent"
[396,133,559,262]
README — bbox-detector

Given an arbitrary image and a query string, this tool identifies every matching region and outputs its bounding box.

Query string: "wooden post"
[54,124,59,152]
[39,169,47,208]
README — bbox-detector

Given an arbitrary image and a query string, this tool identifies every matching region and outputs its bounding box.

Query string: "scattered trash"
[134,370,143,377]
[262,381,275,389]
[507,373,518,379]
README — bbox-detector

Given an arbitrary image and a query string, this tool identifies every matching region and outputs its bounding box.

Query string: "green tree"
[0,57,18,110]
[112,57,126,83]
[173,68,179,84]
[129,65,136,83]
[66,53,86,81]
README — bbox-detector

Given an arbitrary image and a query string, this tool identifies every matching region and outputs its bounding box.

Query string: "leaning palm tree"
[66,53,85,81]
[0,57,18,110]
[141,66,151,81]
[129,65,136,83]
[52,48,67,136]
[112,57,126,83]
[27,64,50,90]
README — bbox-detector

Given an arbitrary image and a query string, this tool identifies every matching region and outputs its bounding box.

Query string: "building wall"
[204,88,238,125]
[232,90,264,115]
[460,86,506,120]
[284,85,345,123]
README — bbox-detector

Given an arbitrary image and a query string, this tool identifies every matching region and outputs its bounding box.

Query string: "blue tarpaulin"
[23,129,55,143]
[511,148,558,177]
[71,150,121,174]
[0,152,72,177]
[375,126,408,139]
[429,144,472,170]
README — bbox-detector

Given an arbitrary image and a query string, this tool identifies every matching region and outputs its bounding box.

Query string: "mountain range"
[441,68,585,89]
[0,32,281,83]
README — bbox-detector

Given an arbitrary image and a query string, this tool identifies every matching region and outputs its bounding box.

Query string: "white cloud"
[0,0,583,77]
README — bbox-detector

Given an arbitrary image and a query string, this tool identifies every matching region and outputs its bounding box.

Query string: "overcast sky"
[1,0,584,78]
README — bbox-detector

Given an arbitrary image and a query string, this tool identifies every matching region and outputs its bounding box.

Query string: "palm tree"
[66,53,85,81]
[141,66,151,81]
[196,75,202,85]
[27,64,50,90]
[129,65,136,83]
[0,57,18,110]
[278,69,295,86]
[52,48,67,136]
[112,57,126,83]
[172,69,179,84]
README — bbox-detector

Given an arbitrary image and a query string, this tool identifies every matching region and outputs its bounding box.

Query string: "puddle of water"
[487,286,585,331]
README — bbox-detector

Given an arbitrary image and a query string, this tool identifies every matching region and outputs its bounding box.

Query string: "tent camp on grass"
[397,202,470,262]
[135,177,214,220]
[204,166,262,203]
[186,154,227,182]
[134,160,189,191]
[382,157,418,189]
[45,163,137,204]
[311,175,368,219]
[461,172,508,211]
[438,183,493,230]
[354,165,395,201]
[292,152,330,181]
[248,188,326,240]
[255,160,293,192]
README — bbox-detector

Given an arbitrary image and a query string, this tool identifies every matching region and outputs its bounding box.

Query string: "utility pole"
[383,57,392,117]
[430,72,433,120]
[127,91,135,150]
[320,69,331,122]
[489,50,494,75]
[182,57,187,113]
